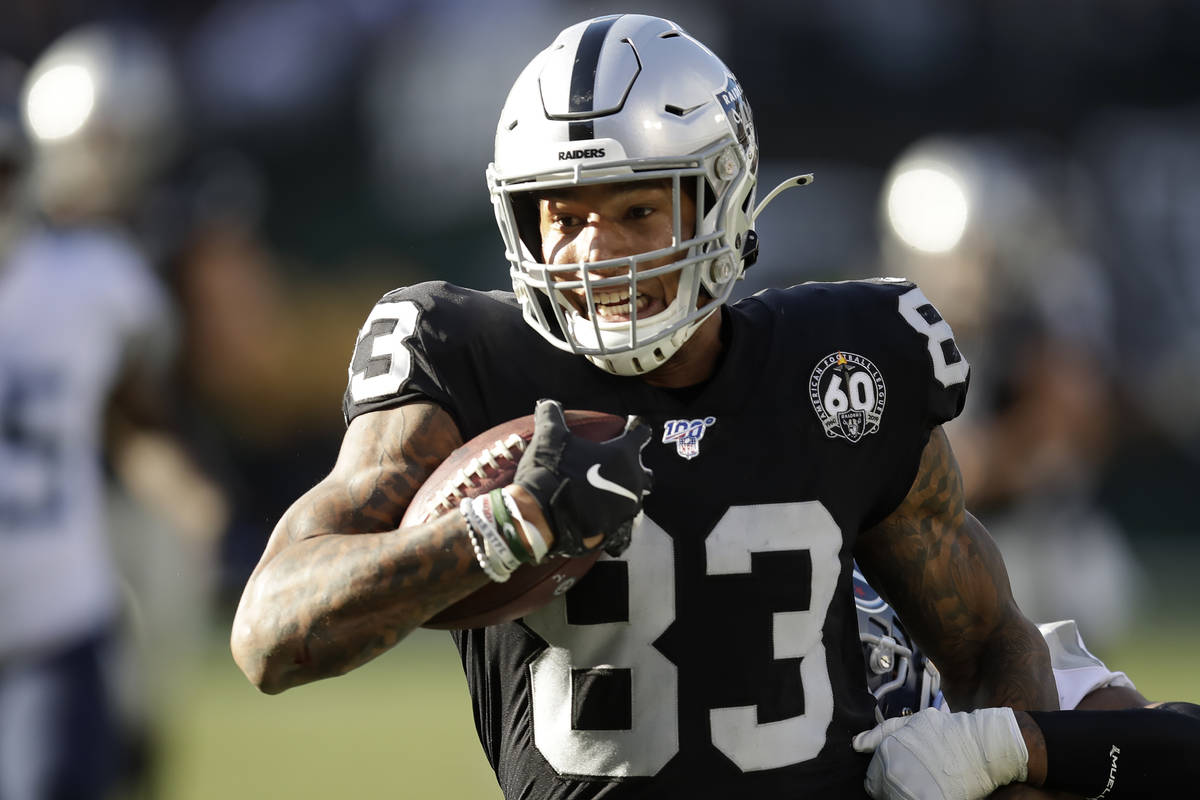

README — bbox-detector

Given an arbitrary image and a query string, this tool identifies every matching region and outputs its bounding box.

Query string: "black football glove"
[513,398,653,558]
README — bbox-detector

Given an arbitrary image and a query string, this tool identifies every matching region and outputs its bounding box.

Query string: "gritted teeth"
[593,290,651,319]
[593,289,632,305]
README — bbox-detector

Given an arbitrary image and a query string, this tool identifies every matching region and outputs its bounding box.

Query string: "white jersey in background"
[0,225,173,656]
[1037,619,1136,710]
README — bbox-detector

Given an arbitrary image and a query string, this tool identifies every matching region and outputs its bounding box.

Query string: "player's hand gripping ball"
[516,398,653,558]
[401,401,652,629]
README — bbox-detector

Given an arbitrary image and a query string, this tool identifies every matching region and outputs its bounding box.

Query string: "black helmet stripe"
[567,14,620,141]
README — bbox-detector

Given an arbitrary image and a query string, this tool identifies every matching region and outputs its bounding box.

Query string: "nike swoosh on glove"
[513,398,653,557]
[852,707,1029,800]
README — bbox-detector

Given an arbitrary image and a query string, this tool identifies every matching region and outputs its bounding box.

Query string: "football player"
[852,570,1200,799]
[1,27,223,800]
[232,14,1059,797]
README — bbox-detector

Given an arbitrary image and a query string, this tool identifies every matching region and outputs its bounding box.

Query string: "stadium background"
[3,0,1199,796]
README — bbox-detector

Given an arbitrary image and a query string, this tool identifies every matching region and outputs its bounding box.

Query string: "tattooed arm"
[855,426,1058,711]
[231,402,489,694]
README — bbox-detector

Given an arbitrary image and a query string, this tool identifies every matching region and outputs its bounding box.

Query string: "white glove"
[852,707,1029,800]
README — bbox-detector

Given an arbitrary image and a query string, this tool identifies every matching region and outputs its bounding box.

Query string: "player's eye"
[552,214,584,229]
[627,205,655,220]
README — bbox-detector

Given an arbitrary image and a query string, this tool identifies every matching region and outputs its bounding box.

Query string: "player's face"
[536,180,698,322]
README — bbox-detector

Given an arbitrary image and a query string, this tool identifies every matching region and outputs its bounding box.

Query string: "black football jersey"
[342,278,969,799]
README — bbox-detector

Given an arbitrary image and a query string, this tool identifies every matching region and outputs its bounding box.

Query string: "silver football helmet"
[20,24,180,220]
[854,565,942,721]
[488,14,810,376]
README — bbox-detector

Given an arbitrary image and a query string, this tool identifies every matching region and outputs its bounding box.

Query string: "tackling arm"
[981,687,1154,799]
[855,426,1058,712]
[231,401,489,694]
[857,702,1200,799]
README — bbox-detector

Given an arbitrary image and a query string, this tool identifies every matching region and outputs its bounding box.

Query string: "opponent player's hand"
[852,707,1029,800]
[513,398,652,557]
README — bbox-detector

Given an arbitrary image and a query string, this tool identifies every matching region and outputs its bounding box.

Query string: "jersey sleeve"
[885,279,971,427]
[341,283,459,426]
[840,278,972,527]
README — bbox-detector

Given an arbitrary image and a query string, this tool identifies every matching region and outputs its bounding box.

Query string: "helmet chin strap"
[752,173,814,222]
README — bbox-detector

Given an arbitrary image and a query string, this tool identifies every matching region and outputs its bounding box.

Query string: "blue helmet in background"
[853,565,943,721]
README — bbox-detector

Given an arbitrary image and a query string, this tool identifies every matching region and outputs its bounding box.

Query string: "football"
[401,409,626,629]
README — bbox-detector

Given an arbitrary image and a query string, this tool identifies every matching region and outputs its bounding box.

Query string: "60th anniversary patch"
[809,351,886,443]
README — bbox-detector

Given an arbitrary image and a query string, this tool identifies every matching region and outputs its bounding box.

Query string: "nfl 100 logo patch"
[809,352,886,443]
[662,416,716,460]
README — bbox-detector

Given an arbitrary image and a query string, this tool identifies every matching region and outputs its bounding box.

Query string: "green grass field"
[156,629,502,799]
[150,619,1200,799]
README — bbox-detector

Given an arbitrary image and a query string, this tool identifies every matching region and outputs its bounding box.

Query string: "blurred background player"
[0,25,225,800]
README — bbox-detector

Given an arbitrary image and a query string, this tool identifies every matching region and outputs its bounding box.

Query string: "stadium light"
[885,165,969,254]
[24,64,95,141]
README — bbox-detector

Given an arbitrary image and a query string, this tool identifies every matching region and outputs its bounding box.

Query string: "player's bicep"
[856,427,1017,678]
[256,402,462,566]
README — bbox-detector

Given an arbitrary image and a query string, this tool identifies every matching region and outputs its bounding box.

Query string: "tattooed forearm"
[240,508,487,692]
[231,402,488,694]
[287,404,461,541]
[856,426,1057,712]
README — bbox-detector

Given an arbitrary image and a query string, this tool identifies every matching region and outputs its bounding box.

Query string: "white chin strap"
[580,311,712,376]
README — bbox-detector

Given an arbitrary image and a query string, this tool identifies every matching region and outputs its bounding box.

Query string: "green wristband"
[489,488,533,563]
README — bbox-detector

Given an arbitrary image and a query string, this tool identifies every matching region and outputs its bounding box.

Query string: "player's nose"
[576,220,635,270]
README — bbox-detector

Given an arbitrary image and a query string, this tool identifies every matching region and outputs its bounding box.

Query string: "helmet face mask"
[488,14,760,376]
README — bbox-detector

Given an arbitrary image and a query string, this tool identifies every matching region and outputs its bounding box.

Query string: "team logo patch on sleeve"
[809,352,886,443]
[661,417,716,460]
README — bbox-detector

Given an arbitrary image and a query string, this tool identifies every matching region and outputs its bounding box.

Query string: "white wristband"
[501,487,550,564]
[460,498,516,581]
[476,494,523,573]
[462,514,509,583]
[462,496,520,573]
